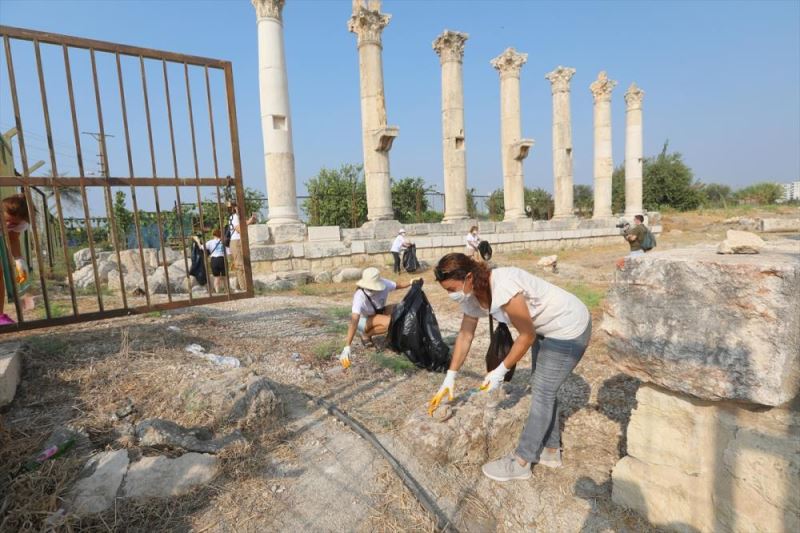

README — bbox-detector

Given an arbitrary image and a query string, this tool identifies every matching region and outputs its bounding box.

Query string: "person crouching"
[338,267,415,368]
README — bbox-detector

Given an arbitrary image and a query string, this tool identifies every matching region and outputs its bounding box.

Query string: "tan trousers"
[230,239,247,291]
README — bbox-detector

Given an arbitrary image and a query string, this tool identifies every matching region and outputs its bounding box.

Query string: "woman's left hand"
[481,361,510,392]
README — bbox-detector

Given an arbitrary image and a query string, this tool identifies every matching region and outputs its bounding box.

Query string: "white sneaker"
[481,454,532,482]
[538,448,562,468]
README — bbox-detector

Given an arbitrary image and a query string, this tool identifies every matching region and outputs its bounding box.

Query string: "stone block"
[602,243,800,405]
[247,223,271,244]
[333,267,362,283]
[314,271,333,284]
[760,218,800,232]
[626,385,721,475]
[414,236,433,248]
[441,235,462,247]
[69,450,130,515]
[275,270,312,284]
[350,240,366,254]
[368,220,403,239]
[365,239,391,254]
[0,342,22,407]
[717,229,764,254]
[291,242,305,257]
[122,453,218,498]
[135,419,245,453]
[308,225,341,242]
[270,222,307,243]
[405,223,430,235]
[250,244,293,262]
[612,456,715,533]
[304,242,350,259]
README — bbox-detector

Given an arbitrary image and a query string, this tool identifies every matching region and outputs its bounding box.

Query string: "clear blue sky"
[1,0,798,208]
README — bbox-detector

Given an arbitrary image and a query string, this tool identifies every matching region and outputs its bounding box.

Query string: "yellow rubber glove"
[428,370,456,416]
[338,345,352,369]
[15,258,28,284]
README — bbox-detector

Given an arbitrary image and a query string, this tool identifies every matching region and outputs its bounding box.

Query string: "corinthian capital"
[625,83,645,109]
[348,2,391,46]
[490,48,528,78]
[433,30,469,64]
[252,0,284,21]
[545,66,576,94]
[590,71,617,103]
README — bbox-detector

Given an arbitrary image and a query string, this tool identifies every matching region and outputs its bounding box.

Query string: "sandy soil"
[1,207,797,532]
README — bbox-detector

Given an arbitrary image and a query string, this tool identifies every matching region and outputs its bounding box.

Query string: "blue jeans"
[515,317,592,463]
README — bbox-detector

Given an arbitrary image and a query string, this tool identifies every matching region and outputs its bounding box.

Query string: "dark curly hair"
[434,253,492,307]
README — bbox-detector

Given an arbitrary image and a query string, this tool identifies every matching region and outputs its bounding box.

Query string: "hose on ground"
[310,394,460,533]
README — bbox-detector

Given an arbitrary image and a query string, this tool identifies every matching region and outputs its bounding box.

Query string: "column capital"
[545,66,576,94]
[625,83,645,109]
[590,71,617,103]
[433,30,469,64]
[252,0,285,21]
[348,1,391,46]
[491,48,528,78]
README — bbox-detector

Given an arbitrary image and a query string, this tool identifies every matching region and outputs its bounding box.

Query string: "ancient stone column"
[624,83,645,217]
[590,71,617,220]
[433,30,469,222]
[491,48,533,221]
[546,66,576,219]
[252,0,300,226]
[348,0,398,222]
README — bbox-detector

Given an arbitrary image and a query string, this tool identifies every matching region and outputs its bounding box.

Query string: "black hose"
[310,395,460,533]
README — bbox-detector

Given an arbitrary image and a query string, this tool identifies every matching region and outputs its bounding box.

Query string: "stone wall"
[602,240,800,533]
[248,215,662,274]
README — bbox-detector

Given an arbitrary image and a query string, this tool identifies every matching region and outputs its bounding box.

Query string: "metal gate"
[0,25,253,332]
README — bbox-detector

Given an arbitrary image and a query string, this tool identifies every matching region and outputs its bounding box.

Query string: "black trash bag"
[189,238,208,286]
[485,316,516,381]
[387,280,451,372]
[402,244,420,273]
[478,240,493,261]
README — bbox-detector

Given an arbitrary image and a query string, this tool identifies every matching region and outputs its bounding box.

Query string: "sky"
[1,0,798,215]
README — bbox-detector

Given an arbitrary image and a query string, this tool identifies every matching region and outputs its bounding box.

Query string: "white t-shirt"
[460,266,590,340]
[351,279,397,317]
[465,232,480,252]
[205,238,225,258]
[390,235,406,253]
[229,213,241,241]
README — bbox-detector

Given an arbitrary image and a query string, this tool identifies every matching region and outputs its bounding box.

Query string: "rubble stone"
[759,218,800,232]
[0,342,22,407]
[135,418,245,453]
[68,450,130,515]
[716,229,764,254]
[332,267,362,283]
[122,453,218,498]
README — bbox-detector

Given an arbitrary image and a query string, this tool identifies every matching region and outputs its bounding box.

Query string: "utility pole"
[82,131,114,177]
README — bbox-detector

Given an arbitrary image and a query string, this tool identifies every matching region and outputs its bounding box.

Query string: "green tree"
[391,177,430,223]
[487,188,505,220]
[613,141,702,212]
[303,164,367,227]
[466,188,478,218]
[734,182,783,205]
[701,183,733,208]
[525,188,554,220]
[573,184,594,217]
[113,190,133,247]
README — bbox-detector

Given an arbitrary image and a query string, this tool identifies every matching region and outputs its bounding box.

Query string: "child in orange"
[1,194,32,324]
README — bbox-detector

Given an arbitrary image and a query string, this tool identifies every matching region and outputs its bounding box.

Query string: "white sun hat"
[399,228,406,234]
[356,267,386,292]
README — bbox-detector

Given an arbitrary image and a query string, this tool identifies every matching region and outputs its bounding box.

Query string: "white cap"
[399,229,406,234]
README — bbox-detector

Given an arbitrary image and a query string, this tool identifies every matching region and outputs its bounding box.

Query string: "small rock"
[537,255,558,267]
[314,271,333,284]
[68,450,130,515]
[332,267,362,284]
[135,418,246,453]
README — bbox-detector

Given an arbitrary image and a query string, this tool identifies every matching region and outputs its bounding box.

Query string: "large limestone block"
[250,244,293,261]
[626,385,723,475]
[247,223,271,244]
[602,243,800,405]
[270,222,307,243]
[308,225,341,242]
[332,267,363,283]
[0,342,22,407]
[611,456,715,533]
[759,218,800,232]
[122,453,218,498]
[68,450,130,515]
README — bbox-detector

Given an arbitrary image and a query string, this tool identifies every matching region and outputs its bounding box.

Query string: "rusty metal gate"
[0,25,253,332]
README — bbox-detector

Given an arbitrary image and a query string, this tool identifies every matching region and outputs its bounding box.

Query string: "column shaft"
[546,66,576,219]
[349,2,397,222]
[591,71,616,219]
[434,30,469,221]
[625,83,645,216]
[253,0,300,226]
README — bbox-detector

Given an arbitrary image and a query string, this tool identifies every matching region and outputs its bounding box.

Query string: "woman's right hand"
[428,370,457,416]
